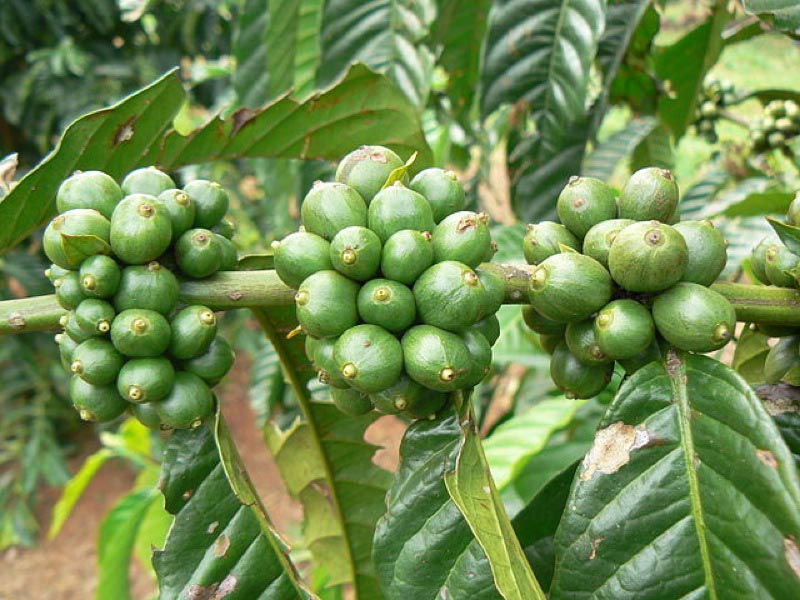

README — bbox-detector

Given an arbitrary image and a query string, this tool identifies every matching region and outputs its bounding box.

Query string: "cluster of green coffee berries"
[750,100,800,152]
[692,78,736,143]
[750,198,800,290]
[522,168,735,399]
[274,145,503,418]
[44,167,236,429]
[749,194,800,381]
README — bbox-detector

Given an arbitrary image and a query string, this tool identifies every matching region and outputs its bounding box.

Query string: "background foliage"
[2,0,800,598]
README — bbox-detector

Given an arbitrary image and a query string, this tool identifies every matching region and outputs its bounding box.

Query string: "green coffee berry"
[402,325,473,392]
[56,171,122,219]
[117,357,175,403]
[413,261,485,331]
[529,253,613,323]
[673,220,727,286]
[70,338,124,386]
[69,376,128,422]
[301,181,367,240]
[618,167,679,222]
[155,371,215,429]
[79,255,121,299]
[330,226,382,281]
[168,305,217,360]
[651,283,736,352]
[368,182,435,243]
[594,299,655,360]
[110,308,171,357]
[183,180,229,229]
[121,167,175,197]
[522,221,580,265]
[176,228,223,278]
[581,219,635,269]
[556,176,618,238]
[550,342,613,399]
[114,262,179,315]
[110,194,173,265]
[295,270,359,338]
[156,189,196,239]
[432,211,492,268]
[607,221,688,293]
[380,229,434,285]
[357,279,416,333]
[334,324,403,393]
[565,319,611,365]
[335,145,405,205]
[409,168,465,223]
[273,230,333,289]
[44,209,111,269]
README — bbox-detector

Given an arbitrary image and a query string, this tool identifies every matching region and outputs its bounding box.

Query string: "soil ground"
[0,356,402,599]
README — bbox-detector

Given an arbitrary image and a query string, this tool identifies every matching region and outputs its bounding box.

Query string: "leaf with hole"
[550,352,800,599]
[153,414,310,599]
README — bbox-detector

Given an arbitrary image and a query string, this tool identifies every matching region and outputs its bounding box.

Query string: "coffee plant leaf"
[253,307,392,598]
[550,352,800,599]
[733,326,770,385]
[97,488,161,600]
[374,406,548,599]
[483,398,585,490]
[768,216,800,256]
[317,0,436,108]
[721,191,795,218]
[743,0,800,33]
[0,63,431,254]
[431,0,492,122]
[449,462,580,597]
[484,0,607,220]
[582,116,658,181]
[655,6,730,140]
[264,407,391,596]
[373,409,480,598]
[444,403,545,600]
[153,414,311,600]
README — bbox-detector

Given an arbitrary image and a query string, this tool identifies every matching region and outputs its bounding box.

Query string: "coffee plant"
[2,1,800,599]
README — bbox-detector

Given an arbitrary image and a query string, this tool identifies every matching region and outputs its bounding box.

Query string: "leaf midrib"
[667,351,718,600]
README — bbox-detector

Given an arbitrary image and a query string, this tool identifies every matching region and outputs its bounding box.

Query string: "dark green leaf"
[768,216,800,256]
[481,0,606,118]
[233,0,287,106]
[0,69,183,253]
[431,0,492,119]
[444,403,545,600]
[512,132,589,222]
[149,63,432,172]
[743,0,800,32]
[582,117,658,181]
[483,0,608,220]
[655,7,731,139]
[97,488,160,600]
[233,0,322,105]
[254,306,392,598]
[373,410,478,598]
[720,215,774,277]
[317,0,436,107]
[0,64,431,254]
[743,89,800,105]
[551,352,800,598]
[153,415,310,599]
[265,406,391,596]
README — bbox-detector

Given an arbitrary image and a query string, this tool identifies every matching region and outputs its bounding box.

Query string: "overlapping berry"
[45,167,236,429]
[522,168,735,399]
[274,145,503,418]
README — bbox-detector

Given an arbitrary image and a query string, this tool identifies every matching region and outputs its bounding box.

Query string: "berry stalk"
[3,268,800,335]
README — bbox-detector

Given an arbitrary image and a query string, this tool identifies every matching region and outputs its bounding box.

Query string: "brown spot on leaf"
[231,108,258,136]
[665,349,681,375]
[580,422,651,481]
[213,534,231,557]
[114,116,137,146]
[227,290,243,301]
[785,536,800,578]
[186,575,238,600]
[589,537,604,560]
[182,489,194,501]
[207,521,219,534]
[756,449,778,468]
